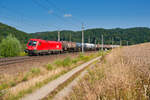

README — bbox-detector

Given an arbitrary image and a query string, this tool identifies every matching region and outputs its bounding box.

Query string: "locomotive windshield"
[32,41,37,46]
[28,40,37,46]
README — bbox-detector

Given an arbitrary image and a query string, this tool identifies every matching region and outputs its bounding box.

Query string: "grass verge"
[1,51,103,100]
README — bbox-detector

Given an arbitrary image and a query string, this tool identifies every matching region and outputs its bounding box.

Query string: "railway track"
[0,51,97,66]
[0,54,63,66]
[0,53,74,66]
[0,56,30,66]
[0,55,53,66]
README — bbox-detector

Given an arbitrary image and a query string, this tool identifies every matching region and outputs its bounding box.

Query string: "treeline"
[31,27,150,45]
[0,22,29,43]
[1,22,150,46]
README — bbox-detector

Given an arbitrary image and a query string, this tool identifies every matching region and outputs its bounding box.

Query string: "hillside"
[1,22,150,45]
[31,27,150,45]
[0,22,29,43]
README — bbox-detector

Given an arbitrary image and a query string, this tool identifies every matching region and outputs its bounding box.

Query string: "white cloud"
[48,10,53,14]
[64,14,72,18]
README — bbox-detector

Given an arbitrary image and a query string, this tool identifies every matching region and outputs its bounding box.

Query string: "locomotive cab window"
[28,40,37,46]
[28,40,33,46]
[32,41,37,46]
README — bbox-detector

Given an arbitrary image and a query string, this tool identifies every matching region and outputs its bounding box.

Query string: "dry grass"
[8,68,63,95]
[66,43,150,100]
[0,52,100,100]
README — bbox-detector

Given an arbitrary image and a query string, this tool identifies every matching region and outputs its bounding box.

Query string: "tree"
[0,35,21,57]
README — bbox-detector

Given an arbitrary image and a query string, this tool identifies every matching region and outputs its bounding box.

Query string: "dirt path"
[21,56,101,100]
[53,59,100,100]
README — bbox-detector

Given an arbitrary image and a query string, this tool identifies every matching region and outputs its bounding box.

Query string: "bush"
[0,83,8,91]
[54,60,63,67]
[22,72,30,81]
[45,64,54,71]
[19,52,27,56]
[82,56,90,62]
[30,68,41,75]
[72,58,79,64]
[78,53,84,59]
[0,35,21,57]
[54,57,72,67]
[62,57,72,67]
[9,81,17,87]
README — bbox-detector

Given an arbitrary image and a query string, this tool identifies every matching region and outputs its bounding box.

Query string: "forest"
[1,22,150,45]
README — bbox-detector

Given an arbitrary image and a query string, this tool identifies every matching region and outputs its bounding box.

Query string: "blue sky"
[0,0,150,33]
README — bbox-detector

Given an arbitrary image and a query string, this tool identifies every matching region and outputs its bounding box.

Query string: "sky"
[0,0,150,33]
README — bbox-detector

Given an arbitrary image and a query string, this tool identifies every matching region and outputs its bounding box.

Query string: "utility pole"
[82,23,84,53]
[88,36,90,43]
[101,34,104,51]
[99,38,100,51]
[95,37,97,51]
[112,37,114,49]
[58,31,60,41]
[127,41,128,46]
[70,33,72,42]
[120,38,122,46]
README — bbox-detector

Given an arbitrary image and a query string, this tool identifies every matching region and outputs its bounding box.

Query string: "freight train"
[25,39,119,55]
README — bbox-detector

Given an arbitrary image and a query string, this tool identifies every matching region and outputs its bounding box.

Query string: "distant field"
[66,43,150,100]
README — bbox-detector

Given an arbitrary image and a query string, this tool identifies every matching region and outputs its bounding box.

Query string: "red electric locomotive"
[25,39,62,55]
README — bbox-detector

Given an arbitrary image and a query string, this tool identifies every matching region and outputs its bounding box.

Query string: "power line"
[0,15,26,31]
[32,0,80,29]
[44,0,83,24]
[0,4,54,30]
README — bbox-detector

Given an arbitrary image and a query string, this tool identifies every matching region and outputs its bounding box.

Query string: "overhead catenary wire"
[0,15,26,31]
[44,0,83,24]
[0,4,55,31]
[32,0,81,29]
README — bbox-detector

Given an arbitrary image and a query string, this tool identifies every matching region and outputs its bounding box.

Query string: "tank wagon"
[84,43,95,51]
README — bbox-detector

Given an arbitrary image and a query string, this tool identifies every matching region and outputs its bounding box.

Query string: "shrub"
[30,68,41,75]
[9,81,17,87]
[78,53,84,59]
[82,56,90,62]
[45,64,54,71]
[19,52,27,56]
[72,58,79,64]
[22,72,30,81]
[0,83,8,91]
[0,35,21,57]
[62,57,72,67]
[54,59,63,67]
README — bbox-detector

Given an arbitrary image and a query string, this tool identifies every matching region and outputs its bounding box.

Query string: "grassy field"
[0,52,101,100]
[65,43,150,100]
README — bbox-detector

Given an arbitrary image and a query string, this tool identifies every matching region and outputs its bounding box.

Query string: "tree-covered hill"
[1,22,150,45]
[31,27,150,45]
[0,22,29,43]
